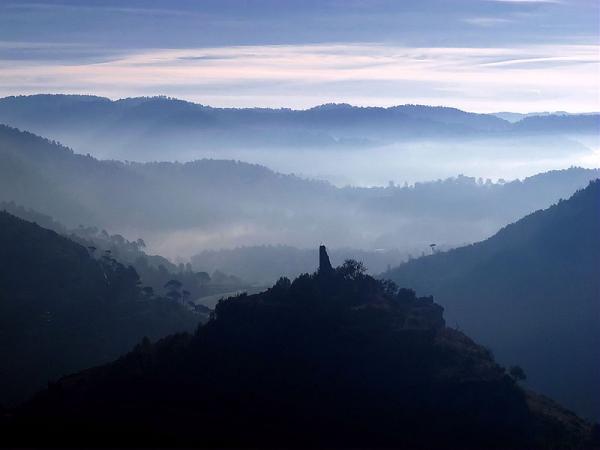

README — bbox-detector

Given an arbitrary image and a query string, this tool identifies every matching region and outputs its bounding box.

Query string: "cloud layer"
[0,0,598,111]
[0,43,597,112]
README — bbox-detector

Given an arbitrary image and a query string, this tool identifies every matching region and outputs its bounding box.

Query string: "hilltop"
[2,249,596,448]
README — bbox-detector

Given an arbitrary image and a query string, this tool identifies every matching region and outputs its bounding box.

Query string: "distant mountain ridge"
[385,180,600,420]
[0,95,596,162]
[0,94,511,131]
[493,111,599,123]
[2,94,595,132]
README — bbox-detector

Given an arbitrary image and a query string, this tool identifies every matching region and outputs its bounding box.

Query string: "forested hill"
[0,123,336,233]
[0,201,253,304]
[385,180,600,420]
[1,123,599,254]
[0,211,202,406]
[3,253,595,448]
[5,95,597,133]
[0,96,597,159]
[0,95,513,155]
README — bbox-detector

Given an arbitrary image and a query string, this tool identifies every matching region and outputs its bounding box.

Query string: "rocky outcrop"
[319,244,333,274]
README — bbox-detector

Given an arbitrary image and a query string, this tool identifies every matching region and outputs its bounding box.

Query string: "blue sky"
[0,0,598,111]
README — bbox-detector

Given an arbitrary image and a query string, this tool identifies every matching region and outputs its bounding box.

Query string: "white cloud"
[463,17,514,26]
[0,43,598,112]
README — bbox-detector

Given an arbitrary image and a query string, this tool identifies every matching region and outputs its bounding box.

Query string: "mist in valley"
[1,95,599,272]
[1,95,598,187]
[193,135,599,187]
[1,111,598,270]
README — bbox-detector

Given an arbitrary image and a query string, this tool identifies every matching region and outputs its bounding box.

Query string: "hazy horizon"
[2,93,599,116]
[1,1,598,112]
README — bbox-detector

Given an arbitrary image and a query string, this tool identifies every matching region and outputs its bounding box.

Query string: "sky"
[0,0,598,112]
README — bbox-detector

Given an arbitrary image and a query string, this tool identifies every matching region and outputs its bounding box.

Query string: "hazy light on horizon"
[0,43,598,113]
[1,0,598,112]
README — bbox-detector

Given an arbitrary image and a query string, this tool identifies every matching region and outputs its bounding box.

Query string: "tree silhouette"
[509,365,527,382]
[336,259,366,280]
[164,279,182,292]
[164,279,183,304]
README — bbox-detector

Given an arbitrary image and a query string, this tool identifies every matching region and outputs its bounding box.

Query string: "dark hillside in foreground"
[0,201,254,303]
[385,180,600,420]
[0,212,202,406]
[2,250,595,448]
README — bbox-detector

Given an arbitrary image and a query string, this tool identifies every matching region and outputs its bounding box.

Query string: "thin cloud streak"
[0,43,598,112]
[463,17,514,27]
[489,0,562,3]
[3,2,197,17]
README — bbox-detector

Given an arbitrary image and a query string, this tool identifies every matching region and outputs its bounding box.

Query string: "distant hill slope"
[1,123,599,255]
[493,111,599,124]
[513,114,600,134]
[0,95,510,148]
[2,254,595,448]
[385,180,600,420]
[0,212,201,406]
[0,123,336,232]
[0,94,596,162]
[3,95,596,144]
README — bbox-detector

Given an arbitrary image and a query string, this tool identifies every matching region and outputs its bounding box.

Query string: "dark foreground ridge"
[0,211,201,406]
[2,248,596,448]
[385,179,600,420]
